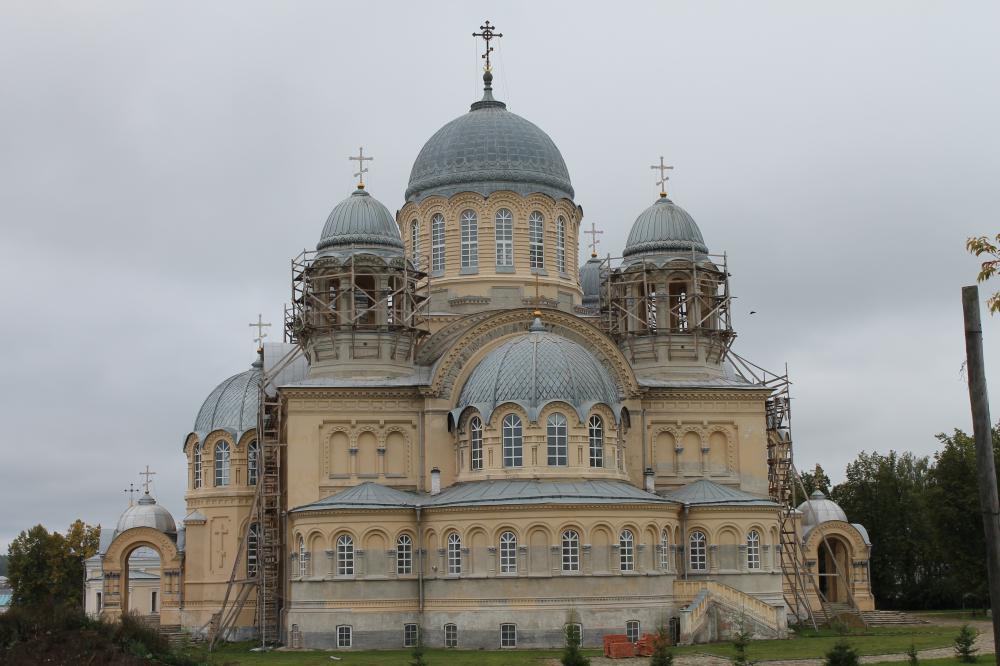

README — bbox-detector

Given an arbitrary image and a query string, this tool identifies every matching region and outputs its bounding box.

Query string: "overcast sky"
[1,1,998,551]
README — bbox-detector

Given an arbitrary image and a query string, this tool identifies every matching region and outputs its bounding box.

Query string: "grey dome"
[580,255,603,309]
[797,490,848,526]
[405,77,573,202]
[455,319,620,424]
[116,493,177,534]
[317,188,403,254]
[193,358,260,438]
[623,196,708,259]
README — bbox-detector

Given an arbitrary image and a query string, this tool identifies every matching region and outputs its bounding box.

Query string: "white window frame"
[431,213,445,272]
[499,531,517,574]
[247,523,259,578]
[747,530,761,570]
[193,444,202,489]
[444,623,458,648]
[470,416,483,471]
[547,413,568,466]
[247,439,259,486]
[403,623,418,648]
[561,529,580,572]
[495,208,513,267]
[626,620,640,643]
[214,441,230,487]
[337,625,352,648]
[447,532,462,575]
[659,529,670,571]
[556,216,566,273]
[337,534,354,576]
[588,415,604,468]
[690,531,707,571]
[410,219,420,261]
[500,623,517,648]
[502,413,523,467]
[298,536,308,578]
[397,534,413,575]
[460,209,478,268]
[619,529,635,572]
[529,211,545,269]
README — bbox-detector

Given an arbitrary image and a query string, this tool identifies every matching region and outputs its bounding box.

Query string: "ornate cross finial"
[473,20,503,72]
[650,156,674,197]
[349,146,373,189]
[123,483,137,506]
[249,314,271,351]
[585,223,604,258]
[139,465,156,495]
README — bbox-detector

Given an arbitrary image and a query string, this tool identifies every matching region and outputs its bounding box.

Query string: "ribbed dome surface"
[797,490,848,526]
[456,320,619,423]
[623,196,708,258]
[317,188,403,253]
[579,256,602,308]
[405,83,573,202]
[116,494,177,534]
[193,360,260,436]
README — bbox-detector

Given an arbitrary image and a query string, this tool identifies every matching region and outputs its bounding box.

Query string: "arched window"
[460,210,478,268]
[747,530,761,570]
[495,208,513,267]
[529,211,545,269]
[444,623,458,648]
[396,534,412,575]
[431,213,445,272]
[247,440,259,486]
[561,530,580,572]
[502,414,523,467]
[214,441,230,486]
[410,219,420,260]
[690,531,707,571]
[470,416,483,471]
[546,413,568,465]
[447,532,462,574]
[659,529,670,571]
[499,531,517,574]
[337,534,354,576]
[247,523,260,577]
[556,216,566,273]
[588,415,604,468]
[619,530,635,572]
[193,443,202,489]
[297,536,307,577]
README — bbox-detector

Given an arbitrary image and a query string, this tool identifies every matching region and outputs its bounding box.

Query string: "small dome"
[405,74,573,202]
[317,188,403,254]
[797,489,848,526]
[580,255,603,309]
[116,493,177,534]
[193,358,260,438]
[623,196,708,260]
[455,319,620,423]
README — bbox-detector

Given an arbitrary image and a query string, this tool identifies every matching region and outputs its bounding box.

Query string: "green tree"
[954,624,977,663]
[824,640,859,666]
[906,643,919,666]
[967,234,1000,314]
[6,521,100,609]
[649,625,674,666]
[732,627,754,666]
[798,464,832,500]
[561,616,589,666]
[0,554,8,577]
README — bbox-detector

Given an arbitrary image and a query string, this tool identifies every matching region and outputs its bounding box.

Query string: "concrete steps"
[861,610,927,626]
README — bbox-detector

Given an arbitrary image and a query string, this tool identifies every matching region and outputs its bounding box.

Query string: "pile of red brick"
[603,632,663,659]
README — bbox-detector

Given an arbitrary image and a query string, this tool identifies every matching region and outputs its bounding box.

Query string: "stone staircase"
[674,580,788,644]
[861,610,927,626]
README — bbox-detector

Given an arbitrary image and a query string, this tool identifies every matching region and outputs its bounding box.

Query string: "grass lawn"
[867,658,986,666]
[912,610,992,623]
[207,643,602,665]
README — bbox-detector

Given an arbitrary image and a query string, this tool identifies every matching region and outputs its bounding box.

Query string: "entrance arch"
[101,527,183,625]
[817,535,851,603]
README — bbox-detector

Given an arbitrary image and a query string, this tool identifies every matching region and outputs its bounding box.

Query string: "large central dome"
[405,73,574,202]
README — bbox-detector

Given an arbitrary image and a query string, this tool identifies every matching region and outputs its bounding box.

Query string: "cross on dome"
[140,465,156,495]
[650,155,674,197]
[123,483,137,506]
[585,223,604,258]
[249,313,271,351]
[349,146,373,189]
[473,20,502,72]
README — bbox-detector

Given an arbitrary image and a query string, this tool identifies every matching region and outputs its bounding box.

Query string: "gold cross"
[473,20,503,72]
[249,314,271,351]
[123,483,137,506]
[650,156,674,197]
[139,466,156,495]
[349,146,373,189]
[585,223,604,257]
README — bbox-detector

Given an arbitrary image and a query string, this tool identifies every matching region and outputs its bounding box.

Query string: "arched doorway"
[125,546,162,618]
[817,536,851,603]
[101,527,183,626]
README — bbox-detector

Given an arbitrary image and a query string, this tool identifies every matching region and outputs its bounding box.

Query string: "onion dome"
[454,318,620,423]
[579,255,603,310]
[797,490,848,526]
[192,357,261,439]
[316,187,404,256]
[116,493,177,535]
[622,195,708,261]
[405,72,573,202]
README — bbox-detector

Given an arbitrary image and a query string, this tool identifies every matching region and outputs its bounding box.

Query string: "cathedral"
[91,24,875,650]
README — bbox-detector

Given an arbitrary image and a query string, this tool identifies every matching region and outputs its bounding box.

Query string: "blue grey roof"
[191,357,260,440]
[405,78,573,202]
[662,479,778,507]
[292,479,673,513]
[317,187,403,255]
[797,490,848,525]
[454,319,621,424]
[579,255,603,308]
[623,196,708,259]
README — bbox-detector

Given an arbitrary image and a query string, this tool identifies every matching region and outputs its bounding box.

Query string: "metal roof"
[623,196,708,260]
[662,479,778,507]
[281,366,430,389]
[115,493,177,535]
[579,255,602,308]
[797,490,849,525]
[293,482,420,511]
[405,78,573,203]
[192,357,260,439]
[454,320,621,424]
[317,187,403,255]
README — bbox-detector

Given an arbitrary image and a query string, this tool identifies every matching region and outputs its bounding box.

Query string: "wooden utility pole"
[962,285,1000,662]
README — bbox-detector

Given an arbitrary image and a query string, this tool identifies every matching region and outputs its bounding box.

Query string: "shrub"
[649,625,674,666]
[906,642,919,666]
[732,627,754,666]
[561,622,590,666]
[824,639,859,666]
[954,624,978,663]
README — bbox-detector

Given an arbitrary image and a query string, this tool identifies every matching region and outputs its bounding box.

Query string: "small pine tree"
[954,624,978,663]
[824,639,859,666]
[732,627,753,666]
[561,623,590,666]
[409,632,428,666]
[906,642,919,666]
[649,625,674,666]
